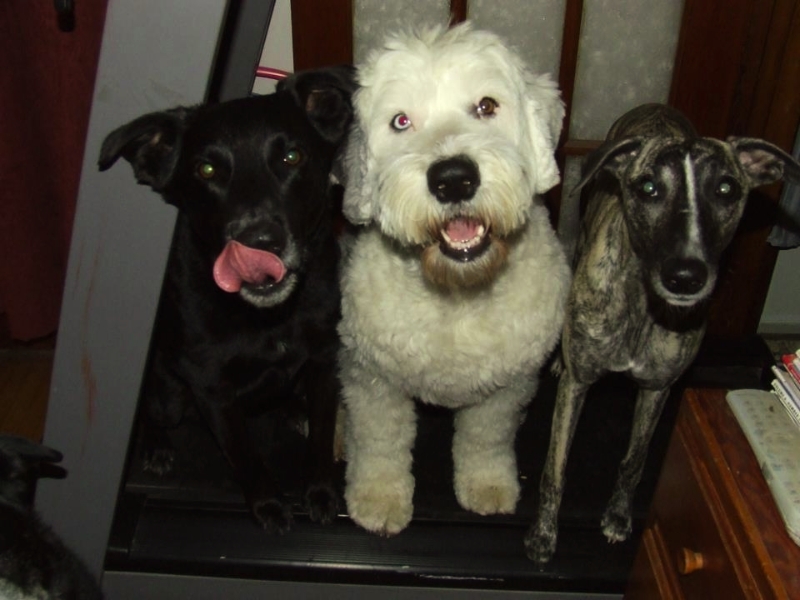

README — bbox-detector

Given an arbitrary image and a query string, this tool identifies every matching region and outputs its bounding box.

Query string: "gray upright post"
[36,0,229,578]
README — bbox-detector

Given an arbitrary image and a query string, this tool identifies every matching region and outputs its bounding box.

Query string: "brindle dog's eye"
[716,177,738,197]
[475,97,499,118]
[640,179,658,197]
[196,161,216,180]
[284,149,303,166]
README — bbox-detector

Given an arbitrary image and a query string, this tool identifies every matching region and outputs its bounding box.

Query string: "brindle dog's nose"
[427,156,480,203]
[661,257,708,295]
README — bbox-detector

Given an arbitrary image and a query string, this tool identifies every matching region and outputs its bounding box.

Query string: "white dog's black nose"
[427,156,480,203]
[660,257,708,295]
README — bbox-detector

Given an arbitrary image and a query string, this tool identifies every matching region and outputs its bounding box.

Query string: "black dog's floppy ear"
[98,107,193,191]
[279,66,357,144]
[727,137,800,188]
[572,137,643,194]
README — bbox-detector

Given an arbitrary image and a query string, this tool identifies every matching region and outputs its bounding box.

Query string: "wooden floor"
[0,337,54,442]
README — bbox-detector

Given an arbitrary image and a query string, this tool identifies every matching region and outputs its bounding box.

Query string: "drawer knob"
[677,548,705,574]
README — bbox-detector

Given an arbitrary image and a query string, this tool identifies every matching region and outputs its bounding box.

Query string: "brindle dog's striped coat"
[526,103,800,563]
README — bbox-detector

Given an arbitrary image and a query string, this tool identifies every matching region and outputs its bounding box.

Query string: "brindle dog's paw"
[252,497,293,534]
[524,521,557,564]
[600,507,632,543]
[305,483,339,525]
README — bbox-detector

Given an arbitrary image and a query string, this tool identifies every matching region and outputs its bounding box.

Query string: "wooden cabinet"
[626,388,800,599]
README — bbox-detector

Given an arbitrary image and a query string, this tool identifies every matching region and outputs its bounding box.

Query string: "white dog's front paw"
[455,470,520,515]
[345,477,414,536]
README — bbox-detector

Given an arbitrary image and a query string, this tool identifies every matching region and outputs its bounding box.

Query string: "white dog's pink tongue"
[445,217,482,242]
[213,240,286,292]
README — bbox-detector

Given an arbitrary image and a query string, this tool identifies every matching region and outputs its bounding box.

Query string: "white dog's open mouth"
[439,216,491,262]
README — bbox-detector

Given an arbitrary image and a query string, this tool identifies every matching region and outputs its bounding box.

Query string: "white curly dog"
[338,23,571,536]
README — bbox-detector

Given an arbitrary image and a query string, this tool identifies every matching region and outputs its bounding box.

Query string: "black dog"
[98,67,354,532]
[0,434,104,599]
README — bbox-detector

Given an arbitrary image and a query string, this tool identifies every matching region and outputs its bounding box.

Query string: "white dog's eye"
[391,113,412,131]
[475,97,499,118]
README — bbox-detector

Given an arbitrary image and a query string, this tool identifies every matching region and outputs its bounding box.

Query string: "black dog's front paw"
[305,483,339,525]
[251,497,293,534]
[142,447,176,476]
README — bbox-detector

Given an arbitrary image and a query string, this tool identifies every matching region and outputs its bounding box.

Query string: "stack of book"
[771,349,800,428]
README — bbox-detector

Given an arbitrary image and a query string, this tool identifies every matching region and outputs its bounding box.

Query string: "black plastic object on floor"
[105,336,773,594]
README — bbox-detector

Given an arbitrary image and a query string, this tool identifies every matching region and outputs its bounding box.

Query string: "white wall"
[252,0,293,95]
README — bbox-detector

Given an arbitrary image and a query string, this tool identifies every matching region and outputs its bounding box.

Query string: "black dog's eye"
[283,149,303,166]
[475,97,499,118]
[196,161,216,180]
[391,113,412,131]
[638,179,658,198]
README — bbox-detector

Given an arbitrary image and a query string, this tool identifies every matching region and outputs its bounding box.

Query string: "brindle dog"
[526,103,800,563]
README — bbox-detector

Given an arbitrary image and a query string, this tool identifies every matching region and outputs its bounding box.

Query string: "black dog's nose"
[235,220,287,255]
[660,258,708,295]
[427,156,480,203]
[255,222,287,255]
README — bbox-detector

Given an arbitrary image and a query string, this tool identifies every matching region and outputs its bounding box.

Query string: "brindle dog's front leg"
[195,394,290,533]
[525,371,590,563]
[601,386,670,542]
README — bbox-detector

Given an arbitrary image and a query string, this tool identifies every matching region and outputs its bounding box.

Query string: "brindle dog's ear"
[727,137,800,188]
[279,66,357,145]
[98,107,193,191]
[572,137,643,194]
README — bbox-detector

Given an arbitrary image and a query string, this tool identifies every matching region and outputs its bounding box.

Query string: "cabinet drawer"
[627,522,683,600]
[649,423,749,600]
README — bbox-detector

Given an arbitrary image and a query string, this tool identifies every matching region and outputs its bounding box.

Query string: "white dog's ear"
[523,73,565,195]
[341,120,376,225]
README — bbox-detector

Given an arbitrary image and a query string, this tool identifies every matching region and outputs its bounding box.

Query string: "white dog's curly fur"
[338,22,571,536]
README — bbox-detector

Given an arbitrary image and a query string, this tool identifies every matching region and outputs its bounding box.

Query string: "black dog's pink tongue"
[213,240,286,292]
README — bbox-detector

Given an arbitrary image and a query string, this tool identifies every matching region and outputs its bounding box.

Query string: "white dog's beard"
[421,234,509,290]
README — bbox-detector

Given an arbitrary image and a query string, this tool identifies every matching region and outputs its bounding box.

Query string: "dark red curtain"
[0,0,107,341]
